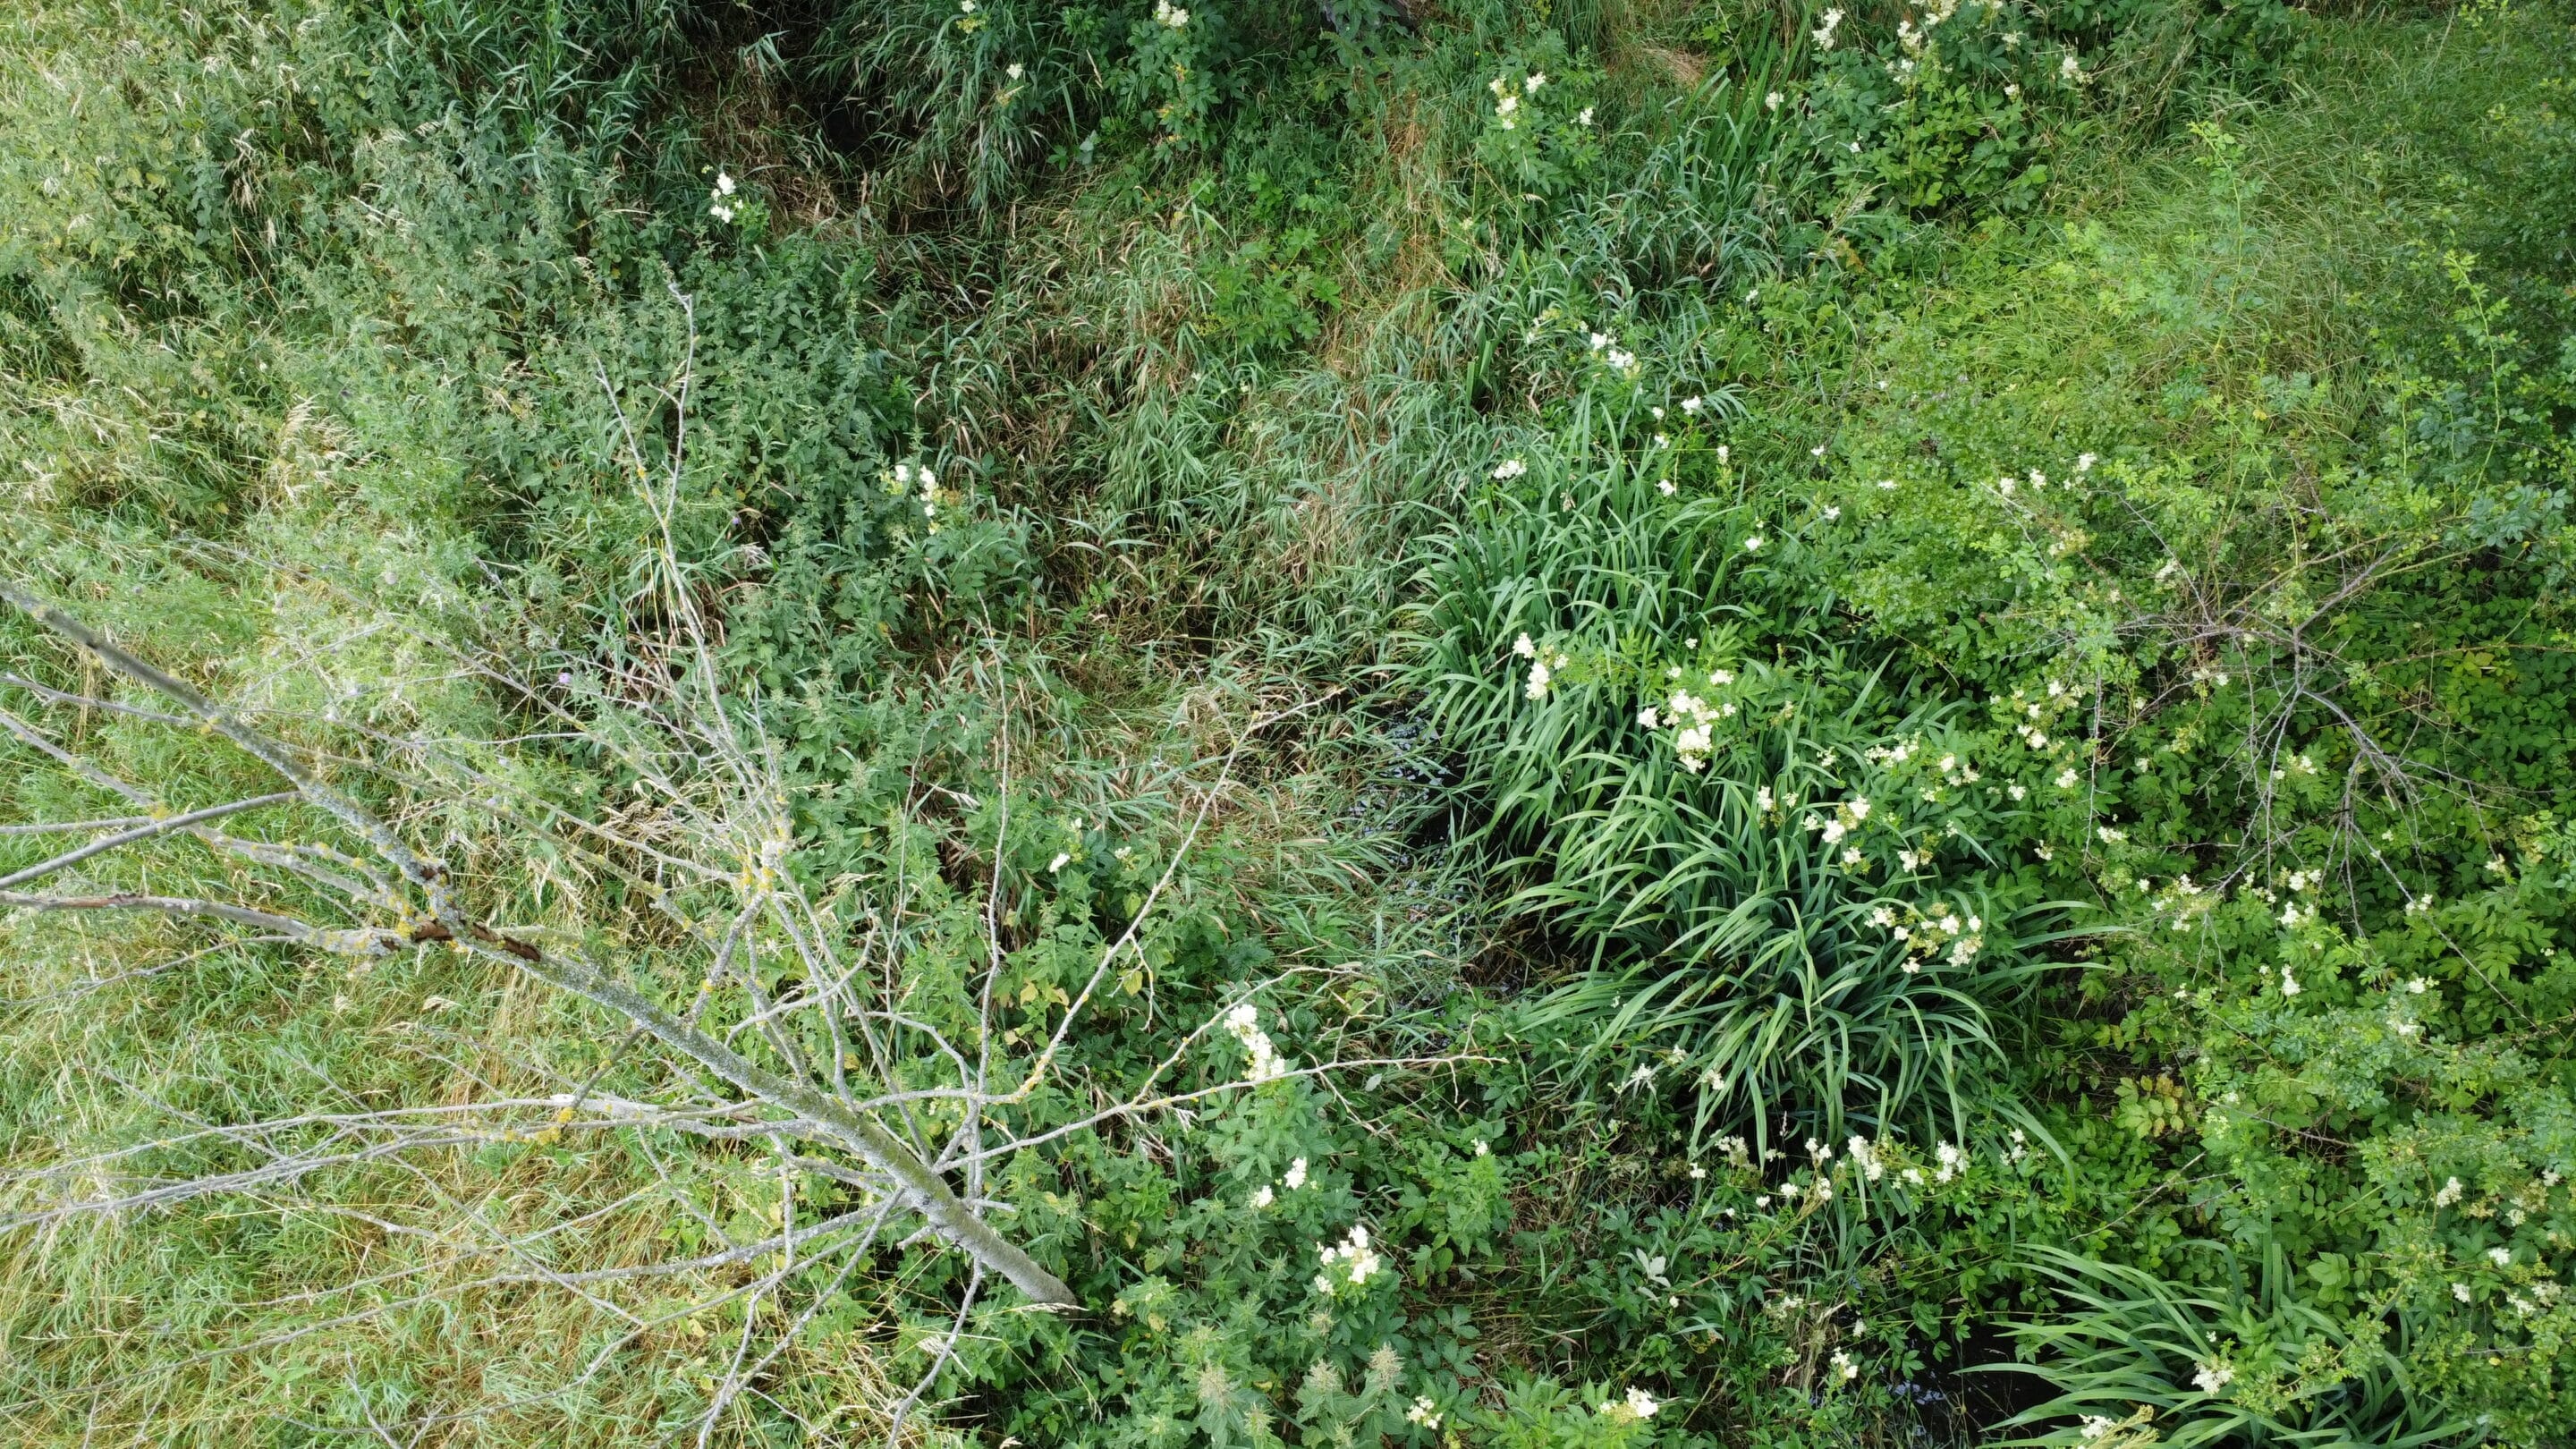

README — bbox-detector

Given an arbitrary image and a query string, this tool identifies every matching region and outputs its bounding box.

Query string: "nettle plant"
[0,327,1461,1443]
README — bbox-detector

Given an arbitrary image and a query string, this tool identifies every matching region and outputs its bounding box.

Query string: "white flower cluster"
[1648,679,1738,773]
[1491,455,1526,480]
[708,169,738,223]
[1829,1350,1859,1383]
[1812,7,1844,48]
[1845,1135,1885,1182]
[1513,632,1571,699]
[1248,1155,1309,1208]
[1311,1224,1382,1295]
[1881,899,1983,970]
[1806,793,1873,845]
[2191,1360,2234,1394]
[885,461,955,531]
[1486,72,1544,129]
[1153,0,1190,26]
[1406,1397,1442,1428]
[2506,1282,2563,1318]
[1223,1003,1290,1083]
[1597,1386,1660,1419]
[1582,327,1640,376]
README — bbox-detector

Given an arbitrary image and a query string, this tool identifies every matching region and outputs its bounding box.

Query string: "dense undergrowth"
[1,0,2572,1444]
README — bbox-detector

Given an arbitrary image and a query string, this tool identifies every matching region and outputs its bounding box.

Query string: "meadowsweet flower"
[2077,453,2097,471]
[1492,456,1527,480]
[1848,1137,1885,1181]
[1495,93,1520,127]
[1823,504,1841,520]
[1689,1162,1706,1179]
[2078,1419,2115,1442]
[1813,8,1844,47]
[1638,706,1661,728]
[1223,1004,1290,1082]
[2488,1246,2512,1267]
[1658,477,1677,496]
[1314,1224,1382,1293]
[1674,724,1713,771]
[1407,1398,1442,1428]
[1250,1184,1275,1208]
[1829,1350,1859,1382]
[1006,62,1024,80]
[1626,1386,1661,1418]
[1526,659,1553,699]
[1682,394,1706,413]
[1755,785,1775,811]
[2193,1360,2234,1394]
[1716,444,1731,463]
[2454,1282,2474,1301]
[2434,1176,2463,1208]
[1766,89,1784,111]
[1934,1140,1963,1182]
[2056,767,2080,789]
[1523,72,1547,94]
[1285,1157,1309,1190]
[1154,0,1190,24]
[1743,533,1766,552]
[1048,852,1072,873]
[2279,967,2301,996]
[1576,106,1595,125]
